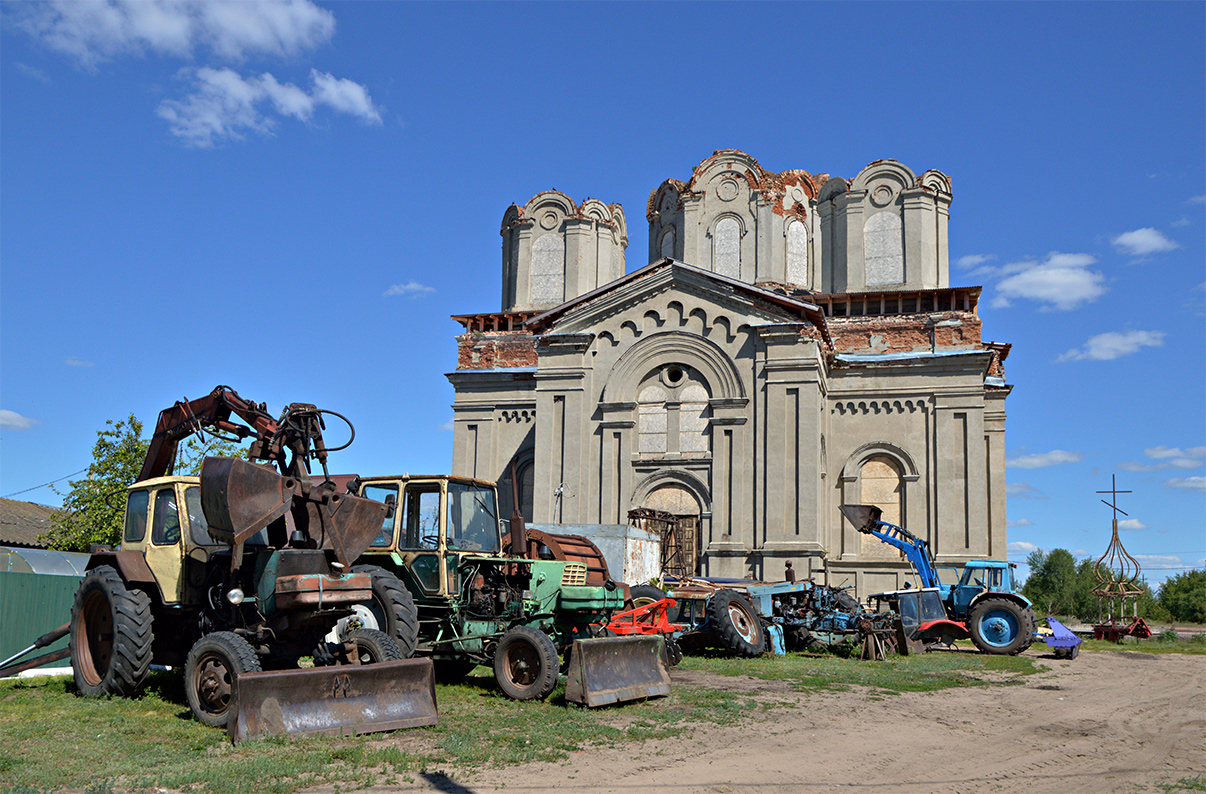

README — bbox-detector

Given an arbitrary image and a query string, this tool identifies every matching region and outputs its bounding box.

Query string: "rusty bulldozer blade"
[564,635,671,708]
[228,658,438,743]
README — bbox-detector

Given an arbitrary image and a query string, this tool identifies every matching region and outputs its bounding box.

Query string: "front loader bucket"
[840,504,883,534]
[564,636,671,708]
[229,658,437,743]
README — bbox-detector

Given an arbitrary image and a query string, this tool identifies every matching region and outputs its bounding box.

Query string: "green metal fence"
[0,571,81,667]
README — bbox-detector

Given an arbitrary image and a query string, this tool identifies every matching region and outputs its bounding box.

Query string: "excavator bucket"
[840,504,883,534]
[201,457,387,566]
[564,635,671,708]
[228,658,438,743]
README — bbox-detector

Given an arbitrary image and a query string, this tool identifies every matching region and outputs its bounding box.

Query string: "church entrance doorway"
[630,484,702,578]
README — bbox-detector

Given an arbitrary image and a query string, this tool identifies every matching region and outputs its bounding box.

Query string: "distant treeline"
[1022,549,1205,624]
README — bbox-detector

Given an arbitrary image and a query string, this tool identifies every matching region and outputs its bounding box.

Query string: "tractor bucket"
[228,658,437,743]
[840,504,883,534]
[201,457,387,567]
[564,635,671,708]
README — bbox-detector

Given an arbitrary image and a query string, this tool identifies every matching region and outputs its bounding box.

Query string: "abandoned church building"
[447,149,1010,597]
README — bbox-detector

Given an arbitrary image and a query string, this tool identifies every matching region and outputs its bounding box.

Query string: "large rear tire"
[966,598,1036,655]
[70,565,153,698]
[493,626,559,701]
[184,632,261,728]
[707,589,765,657]
[351,565,420,657]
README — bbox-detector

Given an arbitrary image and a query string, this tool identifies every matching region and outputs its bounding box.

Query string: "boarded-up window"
[864,212,904,286]
[660,228,676,259]
[786,220,808,286]
[679,383,710,454]
[530,233,565,304]
[638,385,668,454]
[714,218,740,278]
[860,456,903,560]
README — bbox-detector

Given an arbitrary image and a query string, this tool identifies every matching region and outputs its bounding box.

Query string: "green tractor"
[343,474,670,706]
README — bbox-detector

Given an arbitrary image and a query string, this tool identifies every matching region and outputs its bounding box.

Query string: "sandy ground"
[306,648,1206,794]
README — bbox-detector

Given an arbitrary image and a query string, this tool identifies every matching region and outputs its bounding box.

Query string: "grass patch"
[0,651,1041,794]
[1162,775,1206,792]
[1076,633,1206,655]
[679,649,1040,693]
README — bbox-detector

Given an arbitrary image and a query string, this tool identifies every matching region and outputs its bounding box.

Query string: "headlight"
[226,588,245,605]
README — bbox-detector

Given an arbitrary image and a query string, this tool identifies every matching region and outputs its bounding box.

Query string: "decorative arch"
[602,331,745,403]
[523,190,577,219]
[839,442,920,481]
[818,176,848,203]
[630,469,711,514]
[851,160,917,194]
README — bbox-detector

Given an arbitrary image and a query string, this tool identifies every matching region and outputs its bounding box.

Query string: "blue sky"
[2,2,1203,587]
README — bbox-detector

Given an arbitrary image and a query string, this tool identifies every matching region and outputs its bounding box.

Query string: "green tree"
[1158,569,1206,623]
[1022,548,1078,616]
[44,415,148,551]
[42,418,250,552]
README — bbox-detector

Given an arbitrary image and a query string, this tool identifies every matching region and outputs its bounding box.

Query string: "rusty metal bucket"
[564,635,671,708]
[228,658,437,743]
[201,456,387,567]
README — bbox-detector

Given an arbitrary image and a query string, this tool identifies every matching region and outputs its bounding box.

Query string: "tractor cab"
[949,560,1024,616]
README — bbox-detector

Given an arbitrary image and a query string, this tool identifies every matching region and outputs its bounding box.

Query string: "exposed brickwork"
[456,332,538,370]
[829,312,983,355]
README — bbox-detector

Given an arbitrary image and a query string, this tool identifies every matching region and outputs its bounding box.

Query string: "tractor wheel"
[70,565,153,698]
[706,589,765,657]
[433,657,478,684]
[966,598,1033,655]
[346,628,403,664]
[664,637,684,667]
[493,626,559,701]
[628,585,667,608]
[184,632,261,728]
[351,565,420,657]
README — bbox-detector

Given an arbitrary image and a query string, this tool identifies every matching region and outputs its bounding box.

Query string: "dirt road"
[309,649,1206,794]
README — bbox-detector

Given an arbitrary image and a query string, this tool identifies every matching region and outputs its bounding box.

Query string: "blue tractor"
[840,505,1036,655]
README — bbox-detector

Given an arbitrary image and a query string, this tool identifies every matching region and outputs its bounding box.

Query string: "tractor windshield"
[446,483,500,554]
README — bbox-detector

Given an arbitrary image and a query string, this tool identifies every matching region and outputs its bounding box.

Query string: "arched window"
[637,367,712,458]
[860,455,903,560]
[660,228,676,259]
[530,233,565,304]
[864,212,903,286]
[714,217,740,278]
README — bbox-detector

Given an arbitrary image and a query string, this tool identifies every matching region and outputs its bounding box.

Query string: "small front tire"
[184,632,261,728]
[346,628,403,664]
[493,626,559,701]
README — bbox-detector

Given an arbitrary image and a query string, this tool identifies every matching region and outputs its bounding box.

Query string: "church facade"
[447,150,1011,597]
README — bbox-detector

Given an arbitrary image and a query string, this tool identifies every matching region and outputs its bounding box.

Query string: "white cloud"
[991,252,1106,310]
[1007,518,1034,528]
[0,410,40,430]
[1112,228,1179,257]
[15,62,51,83]
[15,0,335,67]
[439,419,454,432]
[1008,541,1039,554]
[158,67,382,147]
[1145,446,1206,460]
[1170,217,1190,228]
[384,281,435,297]
[956,254,994,268]
[1006,482,1046,499]
[1133,554,1186,569]
[1006,450,1082,469]
[1117,519,1148,530]
[1057,330,1165,362]
[65,357,93,367]
[1165,476,1206,492]
[1121,446,1206,472]
[1189,195,1206,204]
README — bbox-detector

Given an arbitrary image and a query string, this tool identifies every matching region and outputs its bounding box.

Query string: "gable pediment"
[530,260,828,346]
